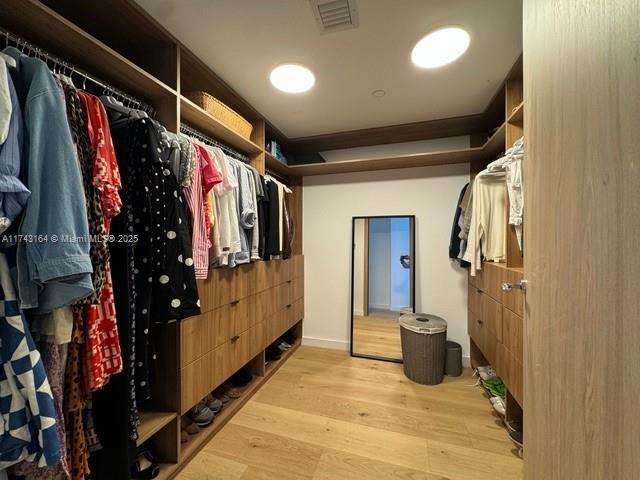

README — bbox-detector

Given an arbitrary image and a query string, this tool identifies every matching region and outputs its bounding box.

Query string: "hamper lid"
[399,313,447,334]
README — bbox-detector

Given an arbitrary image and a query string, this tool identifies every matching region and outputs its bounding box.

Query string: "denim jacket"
[3,48,93,312]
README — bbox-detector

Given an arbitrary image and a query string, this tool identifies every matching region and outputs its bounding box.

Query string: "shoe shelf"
[264,338,302,375]
[137,411,178,447]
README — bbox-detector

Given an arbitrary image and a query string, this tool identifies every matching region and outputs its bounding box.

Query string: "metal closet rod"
[0,26,155,114]
[265,168,290,185]
[179,123,250,163]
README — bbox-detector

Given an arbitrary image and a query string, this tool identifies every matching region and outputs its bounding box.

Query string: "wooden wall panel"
[523,1,640,478]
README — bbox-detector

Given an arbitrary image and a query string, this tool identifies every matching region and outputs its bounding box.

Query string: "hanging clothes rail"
[180,123,250,163]
[265,168,290,185]
[0,26,155,115]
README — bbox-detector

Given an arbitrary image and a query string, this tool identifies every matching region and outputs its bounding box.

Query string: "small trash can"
[445,341,463,377]
[399,313,447,385]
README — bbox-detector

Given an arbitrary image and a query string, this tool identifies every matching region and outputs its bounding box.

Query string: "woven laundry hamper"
[399,313,447,385]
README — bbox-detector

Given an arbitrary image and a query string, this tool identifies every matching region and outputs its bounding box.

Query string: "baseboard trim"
[302,336,350,351]
[462,355,471,367]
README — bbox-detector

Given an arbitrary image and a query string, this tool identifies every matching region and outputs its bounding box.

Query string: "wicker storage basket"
[184,91,253,140]
[399,313,447,385]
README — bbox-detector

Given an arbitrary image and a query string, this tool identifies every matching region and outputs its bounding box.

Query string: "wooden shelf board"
[0,0,176,102]
[287,147,480,176]
[264,152,292,177]
[507,101,524,124]
[180,96,263,155]
[137,411,177,447]
[174,341,301,478]
[481,122,506,159]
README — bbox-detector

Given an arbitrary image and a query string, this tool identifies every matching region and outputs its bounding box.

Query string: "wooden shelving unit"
[507,101,524,124]
[264,151,292,177]
[0,0,176,102]
[136,412,177,447]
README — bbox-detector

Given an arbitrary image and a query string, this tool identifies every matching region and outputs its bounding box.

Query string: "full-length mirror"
[350,216,415,362]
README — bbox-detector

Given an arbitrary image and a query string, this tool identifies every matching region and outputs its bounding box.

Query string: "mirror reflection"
[351,216,415,362]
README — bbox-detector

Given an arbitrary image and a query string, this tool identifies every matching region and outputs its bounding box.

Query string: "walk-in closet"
[0,1,636,480]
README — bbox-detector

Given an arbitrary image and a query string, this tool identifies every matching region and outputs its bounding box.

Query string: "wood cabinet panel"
[251,321,264,358]
[227,329,251,373]
[481,292,503,342]
[275,283,291,312]
[196,277,215,313]
[502,306,523,364]
[293,298,304,324]
[468,283,482,316]
[211,342,228,391]
[229,296,255,336]
[181,351,212,414]
[292,277,304,301]
[255,288,277,318]
[480,262,504,301]
[501,268,525,316]
[234,263,255,300]
[292,254,304,279]
[253,261,271,293]
[213,268,234,307]
[180,315,208,369]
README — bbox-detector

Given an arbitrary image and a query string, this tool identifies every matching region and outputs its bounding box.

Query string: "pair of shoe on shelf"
[504,419,523,457]
[181,393,224,443]
[132,444,160,479]
[266,336,296,362]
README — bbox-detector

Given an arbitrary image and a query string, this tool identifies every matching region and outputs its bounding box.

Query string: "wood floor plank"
[201,423,323,480]
[178,450,247,480]
[231,402,429,471]
[178,346,522,480]
[426,440,523,480]
[312,449,448,480]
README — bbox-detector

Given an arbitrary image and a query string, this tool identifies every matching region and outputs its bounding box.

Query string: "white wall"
[302,163,470,360]
[368,218,391,310]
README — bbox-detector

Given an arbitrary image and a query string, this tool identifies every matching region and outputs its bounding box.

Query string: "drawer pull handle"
[287,280,292,284]
[230,335,239,342]
[477,289,484,294]
[286,304,292,308]
[502,280,528,292]
[477,320,484,325]
[230,300,240,305]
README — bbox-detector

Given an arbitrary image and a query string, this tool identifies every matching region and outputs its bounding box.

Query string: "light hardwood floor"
[352,310,403,359]
[178,346,522,480]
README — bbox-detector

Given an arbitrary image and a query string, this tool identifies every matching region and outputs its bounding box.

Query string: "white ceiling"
[136,0,522,138]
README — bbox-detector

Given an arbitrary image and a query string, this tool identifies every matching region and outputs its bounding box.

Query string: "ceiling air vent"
[310,0,359,34]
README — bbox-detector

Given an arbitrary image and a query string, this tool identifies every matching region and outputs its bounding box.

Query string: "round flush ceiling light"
[270,63,316,93]
[411,27,470,69]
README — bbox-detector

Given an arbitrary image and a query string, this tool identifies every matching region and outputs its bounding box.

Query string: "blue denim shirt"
[0,64,31,233]
[3,48,93,312]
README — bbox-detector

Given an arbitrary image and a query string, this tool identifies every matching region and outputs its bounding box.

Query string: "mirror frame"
[349,215,416,363]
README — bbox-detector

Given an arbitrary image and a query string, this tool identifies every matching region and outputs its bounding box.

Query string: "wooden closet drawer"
[468,308,486,352]
[250,321,265,358]
[480,262,504,302]
[483,332,499,367]
[255,288,278,318]
[212,268,234,307]
[210,305,230,350]
[180,314,209,368]
[274,259,292,285]
[502,269,525,316]
[234,263,255,300]
[181,350,213,414]
[253,261,272,293]
[229,296,255,336]
[292,254,304,279]
[481,293,503,341]
[227,329,252,374]
[502,306,523,363]
[263,311,283,347]
[211,342,229,391]
[468,283,482,316]
[196,277,215,313]
[275,283,292,311]
[291,277,304,301]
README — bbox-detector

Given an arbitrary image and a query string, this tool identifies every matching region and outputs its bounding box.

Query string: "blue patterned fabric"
[0,252,59,469]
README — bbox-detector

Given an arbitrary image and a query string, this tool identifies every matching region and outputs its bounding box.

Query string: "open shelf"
[264,151,292,177]
[481,123,506,159]
[136,411,177,447]
[0,0,176,102]
[180,96,263,155]
[507,101,524,124]
[264,339,301,375]
[288,147,479,176]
